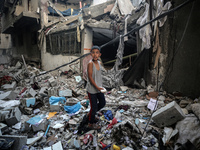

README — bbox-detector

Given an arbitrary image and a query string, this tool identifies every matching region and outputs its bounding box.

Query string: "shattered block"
[59,89,72,97]
[152,101,185,127]
[32,119,49,132]
[0,110,10,121]
[0,135,27,150]
[5,107,21,126]
[52,141,63,150]
[39,87,48,96]
[28,88,37,97]
[0,123,8,134]
[48,77,57,87]
[1,81,17,91]
[50,103,60,112]
[0,91,17,100]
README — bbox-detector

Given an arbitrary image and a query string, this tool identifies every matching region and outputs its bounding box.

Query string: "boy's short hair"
[91,45,101,52]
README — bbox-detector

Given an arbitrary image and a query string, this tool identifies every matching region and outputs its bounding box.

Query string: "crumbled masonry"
[0,62,199,150]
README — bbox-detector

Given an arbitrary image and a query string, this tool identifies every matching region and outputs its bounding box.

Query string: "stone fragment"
[179,99,192,108]
[48,77,57,87]
[50,103,60,112]
[0,123,8,134]
[191,103,200,120]
[1,81,17,91]
[59,89,72,97]
[0,91,17,100]
[52,141,63,150]
[152,101,185,127]
[5,107,21,126]
[32,119,49,132]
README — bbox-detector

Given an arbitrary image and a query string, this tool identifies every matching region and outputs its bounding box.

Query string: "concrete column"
[22,0,28,12]
[83,27,93,54]
[82,27,93,80]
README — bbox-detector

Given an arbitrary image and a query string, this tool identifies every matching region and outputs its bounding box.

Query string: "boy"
[86,45,106,129]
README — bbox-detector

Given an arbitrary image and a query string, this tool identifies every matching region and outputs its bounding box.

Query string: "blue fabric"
[48,4,90,16]
[104,110,113,121]
[49,96,66,105]
[64,102,82,114]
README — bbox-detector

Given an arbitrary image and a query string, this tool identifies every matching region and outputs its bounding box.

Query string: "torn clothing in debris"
[102,36,125,89]
[137,1,172,50]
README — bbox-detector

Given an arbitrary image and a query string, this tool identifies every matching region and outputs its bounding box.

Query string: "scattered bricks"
[59,89,72,97]
[0,91,17,100]
[0,123,8,134]
[50,103,60,112]
[32,119,49,132]
[5,107,21,126]
[0,135,27,150]
[48,77,57,87]
[1,81,17,91]
[191,103,200,120]
[152,101,185,127]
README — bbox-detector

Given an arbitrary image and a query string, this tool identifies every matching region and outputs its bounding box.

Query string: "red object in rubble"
[100,141,107,148]
[19,87,27,95]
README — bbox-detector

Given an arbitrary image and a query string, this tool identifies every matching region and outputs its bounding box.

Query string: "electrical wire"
[34,0,195,78]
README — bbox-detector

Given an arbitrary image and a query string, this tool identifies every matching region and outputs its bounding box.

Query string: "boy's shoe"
[88,123,101,130]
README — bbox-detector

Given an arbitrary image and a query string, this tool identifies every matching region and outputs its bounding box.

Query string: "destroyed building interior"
[0,0,200,150]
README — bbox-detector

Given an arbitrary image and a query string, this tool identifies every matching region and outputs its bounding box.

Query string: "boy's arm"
[87,62,102,91]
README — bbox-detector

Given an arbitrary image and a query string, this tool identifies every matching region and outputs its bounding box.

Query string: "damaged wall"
[159,0,200,98]
[0,34,12,64]
[41,51,80,74]
[11,27,41,62]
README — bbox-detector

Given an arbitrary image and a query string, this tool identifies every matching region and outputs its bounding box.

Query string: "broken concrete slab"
[39,87,48,96]
[32,119,49,132]
[50,103,60,112]
[0,123,8,134]
[28,88,37,97]
[52,141,63,150]
[1,81,17,91]
[117,0,135,15]
[27,132,44,145]
[83,0,115,18]
[0,100,20,108]
[87,19,111,29]
[0,110,10,121]
[175,114,200,150]
[0,91,17,100]
[152,101,185,127]
[59,89,72,97]
[0,135,27,150]
[48,77,57,87]
[5,107,21,126]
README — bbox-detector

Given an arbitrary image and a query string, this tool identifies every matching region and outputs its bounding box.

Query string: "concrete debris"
[0,62,199,149]
[175,114,200,150]
[152,101,185,127]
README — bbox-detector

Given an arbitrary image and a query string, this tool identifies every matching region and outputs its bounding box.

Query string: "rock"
[191,103,200,120]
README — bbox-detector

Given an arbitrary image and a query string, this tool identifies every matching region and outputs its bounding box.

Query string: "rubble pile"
[0,62,200,150]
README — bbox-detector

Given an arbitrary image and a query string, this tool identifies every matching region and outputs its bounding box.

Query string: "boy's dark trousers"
[88,92,106,124]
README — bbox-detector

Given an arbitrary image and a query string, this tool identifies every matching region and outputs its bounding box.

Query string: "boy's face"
[91,49,101,61]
